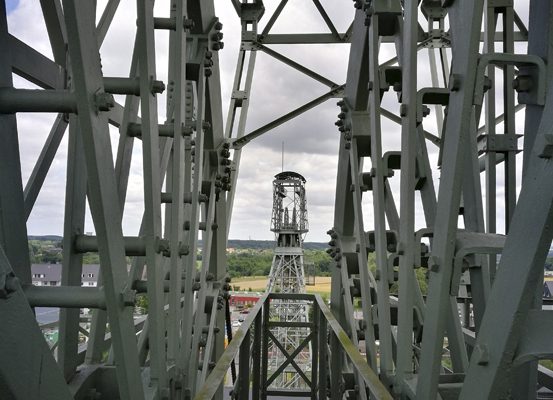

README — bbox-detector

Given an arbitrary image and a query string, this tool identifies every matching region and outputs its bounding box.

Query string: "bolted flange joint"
[94,92,115,112]
[120,289,137,307]
[0,272,20,299]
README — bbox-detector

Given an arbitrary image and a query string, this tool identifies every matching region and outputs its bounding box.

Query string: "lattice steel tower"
[266,171,310,389]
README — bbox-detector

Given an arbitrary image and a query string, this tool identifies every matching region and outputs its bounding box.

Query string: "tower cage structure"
[266,171,311,389]
[5,0,553,399]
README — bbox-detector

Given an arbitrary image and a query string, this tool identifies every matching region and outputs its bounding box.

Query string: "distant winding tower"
[266,171,310,389]
[267,171,308,293]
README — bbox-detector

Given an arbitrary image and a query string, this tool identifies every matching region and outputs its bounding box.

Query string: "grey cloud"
[7,0,532,242]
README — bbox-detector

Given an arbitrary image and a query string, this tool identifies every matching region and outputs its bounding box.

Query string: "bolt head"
[449,74,462,91]
[95,92,115,112]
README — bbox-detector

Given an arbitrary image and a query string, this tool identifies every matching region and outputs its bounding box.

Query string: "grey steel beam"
[260,0,288,37]
[260,33,349,44]
[39,0,67,67]
[2,1,551,399]
[259,31,528,45]
[458,2,553,397]
[180,69,207,387]
[193,182,218,392]
[136,0,166,390]
[329,136,350,400]
[164,0,187,370]
[416,0,486,398]
[256,42,338,88]
[232,85,344,149]
[225,37,258,228]
[22,285,106,309]
[396,0,420,391]
[96,0,120,45]
[9,34,65,89]
[312,0,339,40]
[0,245,73,400]
[381,107,441,147]
[57,115,87,381]
[61,1,144,398]
[366,4,401,380]
[0,0,32,286]
[23,114,68,220]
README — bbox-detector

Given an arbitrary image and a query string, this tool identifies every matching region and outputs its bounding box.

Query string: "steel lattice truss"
[1,0,230,399]
[266,172,310,390]
[2,0,553,399]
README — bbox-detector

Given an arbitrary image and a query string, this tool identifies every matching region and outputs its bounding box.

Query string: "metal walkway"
[1,0,553,399]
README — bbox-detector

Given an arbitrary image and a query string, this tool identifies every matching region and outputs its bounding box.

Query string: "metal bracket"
[477,134,522,154]
[416,87,450,124]
[474,53,546,106]
[450,232,506,296]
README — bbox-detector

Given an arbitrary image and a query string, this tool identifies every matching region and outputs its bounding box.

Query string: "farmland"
[230,276,332,296]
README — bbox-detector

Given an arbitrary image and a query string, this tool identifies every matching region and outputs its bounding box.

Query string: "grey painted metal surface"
[1,0,553,399]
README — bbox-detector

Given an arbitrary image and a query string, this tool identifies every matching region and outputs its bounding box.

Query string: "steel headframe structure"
[225,0,553,399]
[1,0,232,399]
[266,171,310,390]
[2,0,553,399]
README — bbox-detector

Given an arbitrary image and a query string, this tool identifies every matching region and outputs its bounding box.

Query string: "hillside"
[27,236,332,276]
[28,236,328,250]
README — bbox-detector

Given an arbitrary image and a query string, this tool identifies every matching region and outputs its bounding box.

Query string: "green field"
[230,276,332,296]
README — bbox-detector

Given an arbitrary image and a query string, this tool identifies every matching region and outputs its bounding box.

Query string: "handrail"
[194,292,268,400]
[314,294,394,400]
[194,292,393,400]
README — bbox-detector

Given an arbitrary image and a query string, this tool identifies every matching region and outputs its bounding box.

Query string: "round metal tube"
[23,285,106,309]
[75,234,146,256]
[0,88,77,113]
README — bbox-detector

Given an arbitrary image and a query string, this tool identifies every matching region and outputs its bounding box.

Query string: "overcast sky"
[6,0,529,242]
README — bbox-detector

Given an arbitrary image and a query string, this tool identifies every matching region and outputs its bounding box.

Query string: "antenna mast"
[281,141,284,172]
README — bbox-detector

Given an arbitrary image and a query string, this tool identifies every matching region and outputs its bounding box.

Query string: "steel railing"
[194,292,393,400]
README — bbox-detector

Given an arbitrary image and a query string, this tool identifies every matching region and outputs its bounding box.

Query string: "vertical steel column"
[225,10,260,228]
[86,39,140,366]
[136,0,166,389]
[318,306,328,400]
[0,0,32,285]
[366,5,396,379]
[57,117,87,381]
[502,3,517,232]
[237,326,251,399]
[252,311,262,400]
[207,196,229,400]
[182,66,207,391]
[261,297,270,400]
[310,302,319,400]
[459,67,553,400]
[61,1,144,398]
[333,10,375,399]
[191,182,217,393]
[165,0,188,368]
[395,0,419,392]
[416,0,485,398]
[484,1,498,272]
